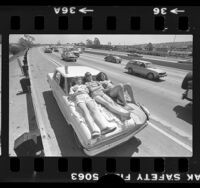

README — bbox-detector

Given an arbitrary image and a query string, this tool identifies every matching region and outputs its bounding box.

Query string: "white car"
[125,60,167,80]
[47,65,149,156]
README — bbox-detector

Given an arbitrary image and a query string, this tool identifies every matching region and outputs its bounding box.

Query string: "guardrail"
[84,50,192,71]
[26,50,53,156]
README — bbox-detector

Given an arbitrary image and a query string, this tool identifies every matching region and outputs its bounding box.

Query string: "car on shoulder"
[127,53,143,58]
[47,65,149,156]
[44,47,52,53]
[104,55,122,64]
[181,72,192,102]
[125,60,167,80]
[61,51,78,62]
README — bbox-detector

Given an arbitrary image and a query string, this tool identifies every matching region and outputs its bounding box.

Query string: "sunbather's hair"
[96,72,108,81]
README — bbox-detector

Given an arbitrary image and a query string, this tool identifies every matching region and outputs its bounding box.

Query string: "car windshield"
[145,63,154,68]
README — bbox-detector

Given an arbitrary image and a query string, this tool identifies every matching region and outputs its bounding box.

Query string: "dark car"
[61,51,78,62]
[71,50,80,57]
[44,48,52,53]
[181,72,192,101]
[104,55,122,64]
[53,47,59,52]
[127,53,143,58]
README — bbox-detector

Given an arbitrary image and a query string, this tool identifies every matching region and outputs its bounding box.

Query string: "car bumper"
[83,121,149,156]
[158,73,167,77]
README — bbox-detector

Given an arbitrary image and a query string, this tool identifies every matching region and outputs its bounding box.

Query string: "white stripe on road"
[39,48,192,153]
[148,122,192,153]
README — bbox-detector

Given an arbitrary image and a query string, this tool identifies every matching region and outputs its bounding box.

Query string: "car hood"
[114,56,121,59]
[147,67,165,73]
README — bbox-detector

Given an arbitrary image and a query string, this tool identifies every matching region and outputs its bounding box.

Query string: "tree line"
[9,35,35,55]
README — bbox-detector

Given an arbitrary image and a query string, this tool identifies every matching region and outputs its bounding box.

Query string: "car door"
[138,62,147,76]
[131,61,140,74]
[53,72,71,121]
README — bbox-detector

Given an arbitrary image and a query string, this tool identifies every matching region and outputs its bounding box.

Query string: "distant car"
[127,53,143,58]
[72,50,80,57]
[47,65,149,156]
[181,72,192,102]
[178,59,192,64]
[53,48,59,52]
[44,48,52,53]
[125,60,167,80]
[104,55,122,64]
[61,51,78,62]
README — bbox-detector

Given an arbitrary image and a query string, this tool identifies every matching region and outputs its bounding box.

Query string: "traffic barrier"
[14,132,43,156]
[20,77,31,93]
[27,49,55,156]
[17,58,24,75]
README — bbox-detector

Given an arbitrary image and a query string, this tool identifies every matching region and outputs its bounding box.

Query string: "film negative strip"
[0,2,200,183]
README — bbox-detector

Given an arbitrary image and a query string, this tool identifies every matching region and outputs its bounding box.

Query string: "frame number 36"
[153,7,167,15]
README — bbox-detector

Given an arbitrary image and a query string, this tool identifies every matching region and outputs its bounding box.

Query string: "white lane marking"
[148,122,192,153]
[39,48,62,67]
[40,49,192,153]
[150,114,192,141]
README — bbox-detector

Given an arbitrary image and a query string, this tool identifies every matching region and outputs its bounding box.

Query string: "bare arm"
[86,82,102,92]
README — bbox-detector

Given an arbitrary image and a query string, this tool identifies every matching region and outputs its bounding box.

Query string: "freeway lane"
[28,47,192,156]
[85,48,189,63]
[50,50,192,143]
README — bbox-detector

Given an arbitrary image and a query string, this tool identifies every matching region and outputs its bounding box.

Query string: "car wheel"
[128,68,133,74]
[147,73,154,80]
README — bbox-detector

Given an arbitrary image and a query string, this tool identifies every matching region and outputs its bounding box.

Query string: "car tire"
[147,73,154,80]
[128,68,133,74]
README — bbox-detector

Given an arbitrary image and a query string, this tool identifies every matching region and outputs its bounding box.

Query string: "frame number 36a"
[153,8,167,15]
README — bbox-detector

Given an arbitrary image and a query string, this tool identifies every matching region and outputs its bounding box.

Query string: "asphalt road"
[26,47,192,156]
[85,48,190,63]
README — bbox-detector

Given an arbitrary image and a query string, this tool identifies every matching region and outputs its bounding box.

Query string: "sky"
[9,34,193,45]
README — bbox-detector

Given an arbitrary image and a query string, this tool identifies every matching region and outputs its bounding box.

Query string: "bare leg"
[86,100,108,131]
[94,95,130,118]
[77,102,100,133]
[109,84,126,106]
[123,83,137,104]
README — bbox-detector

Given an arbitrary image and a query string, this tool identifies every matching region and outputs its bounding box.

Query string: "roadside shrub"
[9,45,24,55]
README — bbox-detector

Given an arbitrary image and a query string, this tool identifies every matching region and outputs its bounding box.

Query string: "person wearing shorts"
[84,72,131,121]
[69,77,116,138]
[96,72,137,106]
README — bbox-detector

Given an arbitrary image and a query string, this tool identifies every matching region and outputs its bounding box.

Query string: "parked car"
[104,55,122,64]
[44,48,52,53]
[47,65,149,156]
[125,60,167,80]
[127,53,143,58]
[61,51,78,62]
[181,72,192,102]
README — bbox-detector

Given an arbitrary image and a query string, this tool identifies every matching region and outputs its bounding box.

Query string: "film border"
[0,5,199,183]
